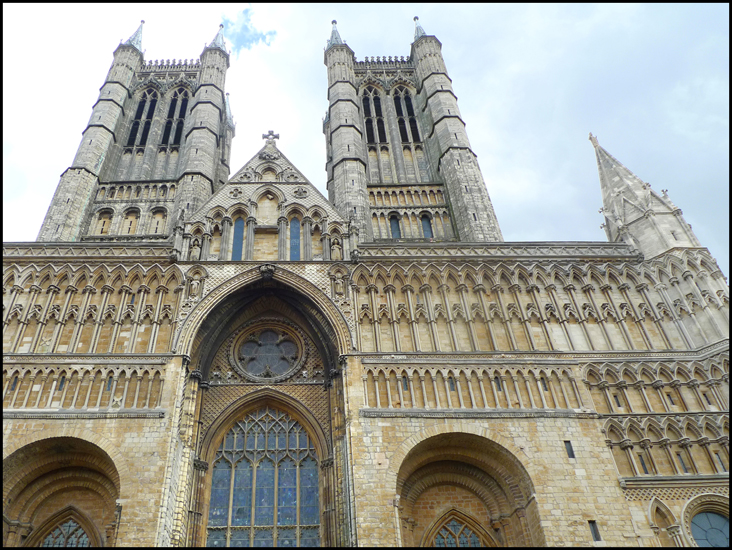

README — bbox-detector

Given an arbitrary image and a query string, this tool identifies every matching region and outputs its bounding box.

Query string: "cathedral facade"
[2,19,729,547]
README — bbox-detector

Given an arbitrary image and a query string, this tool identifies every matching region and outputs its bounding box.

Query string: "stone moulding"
[358,241,642,260]
[359,408,598,419]
[3,354,173,364]
[2,410,166,420]
[354,339,729,363]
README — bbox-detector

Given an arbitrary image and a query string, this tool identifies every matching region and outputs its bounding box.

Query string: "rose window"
[231,322,306,383]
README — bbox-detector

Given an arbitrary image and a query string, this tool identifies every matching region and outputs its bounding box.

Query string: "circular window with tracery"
[229,320,307,383]
[691,512,729,547]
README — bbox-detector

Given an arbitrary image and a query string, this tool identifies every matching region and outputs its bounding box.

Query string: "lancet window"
[206,407,320,547]
[232,217,245,261]
[393,86,421,143]
[390,215,402,239]
[290,218,301,261]
[162,87,189,146]
[362,86,387,144]
[126,89,158,147]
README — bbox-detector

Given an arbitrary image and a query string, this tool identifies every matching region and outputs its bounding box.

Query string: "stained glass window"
[207,407,320,547]
[432,516,485,547]
[691,512,729,547]
[290,218,301,261]
[232,218,245,261]
[41,519,90,547]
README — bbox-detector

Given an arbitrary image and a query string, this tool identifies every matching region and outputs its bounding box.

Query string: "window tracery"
[229,320,306,383]
[206,407,320,548]
[691,512,728,547]
[41,518,90,548]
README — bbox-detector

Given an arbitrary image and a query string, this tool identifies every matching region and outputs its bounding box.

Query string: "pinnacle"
[326,20,344,50]
[124,20,144,52]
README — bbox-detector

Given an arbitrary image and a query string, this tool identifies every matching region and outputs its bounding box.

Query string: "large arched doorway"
[3,437,121,547]
[185,272,350,547]
[396,433,544,547]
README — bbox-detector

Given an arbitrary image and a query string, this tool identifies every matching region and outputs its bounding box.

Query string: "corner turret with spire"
[591,132,702,259]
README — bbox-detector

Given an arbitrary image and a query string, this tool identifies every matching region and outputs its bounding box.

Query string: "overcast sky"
[3,4,729,275]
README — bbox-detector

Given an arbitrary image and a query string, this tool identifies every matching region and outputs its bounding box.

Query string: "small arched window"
[290,218,301,261]
[421,214,433,239]
[390,215,401,239]
[96,211,112,235]
[123,210,139,235]
[151,211,166,234]
[232,217,245,261]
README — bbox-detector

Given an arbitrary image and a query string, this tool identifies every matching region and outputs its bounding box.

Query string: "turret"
[177,25,230,215]
[591,133,703,259]
[37,21,146,242]
[323,21,372,241]
[410,18,503,242]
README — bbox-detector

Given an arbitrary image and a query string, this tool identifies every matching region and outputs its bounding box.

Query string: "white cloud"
[3,4,728,274]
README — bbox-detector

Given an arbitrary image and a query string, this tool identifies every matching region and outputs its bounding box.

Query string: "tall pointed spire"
[591,133,701,256]
[326,20,343,50]
[208,24,227,53]
[414,16,426,40]
[124,20,144,52]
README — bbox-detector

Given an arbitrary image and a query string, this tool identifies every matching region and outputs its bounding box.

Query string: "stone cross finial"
[262,130,280,142]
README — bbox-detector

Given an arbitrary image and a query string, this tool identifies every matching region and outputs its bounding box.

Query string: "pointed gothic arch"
[421,507,498,547]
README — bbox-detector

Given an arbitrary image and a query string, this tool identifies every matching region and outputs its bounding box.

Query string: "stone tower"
[323,19,503,246]
[37,22,235,244]
[3,16,728,550]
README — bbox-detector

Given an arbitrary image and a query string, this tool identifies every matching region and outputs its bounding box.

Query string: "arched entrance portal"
[186,273,349,547]
[3,437,121,547]
[396,432,544,547]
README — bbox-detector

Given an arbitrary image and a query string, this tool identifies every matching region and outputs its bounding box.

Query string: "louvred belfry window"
[206,407,320,547]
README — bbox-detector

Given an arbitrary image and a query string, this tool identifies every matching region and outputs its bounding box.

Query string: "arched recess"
[181,267,353,547]
[192,389,334,547]
[648,497,680,547]
[421,507,498,547]
[176,265,352,381]
[394,431,543,547]
[2,436,122,547]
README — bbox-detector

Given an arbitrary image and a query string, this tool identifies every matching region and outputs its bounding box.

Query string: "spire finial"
[589,132,599,148]
[124,20,145,52]
[326,19,343,50]
[414,16,426,40]
[207,23,227,52]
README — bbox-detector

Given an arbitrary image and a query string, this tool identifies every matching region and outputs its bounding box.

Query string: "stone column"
[220,216,232,260]
[201,232,212,261]
[302,216,313,260]
[245,216,256,260]
[322,232,332,260]
[278,216,288,260]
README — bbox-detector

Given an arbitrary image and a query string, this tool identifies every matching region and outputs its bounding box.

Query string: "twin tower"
[37,18,702,265]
